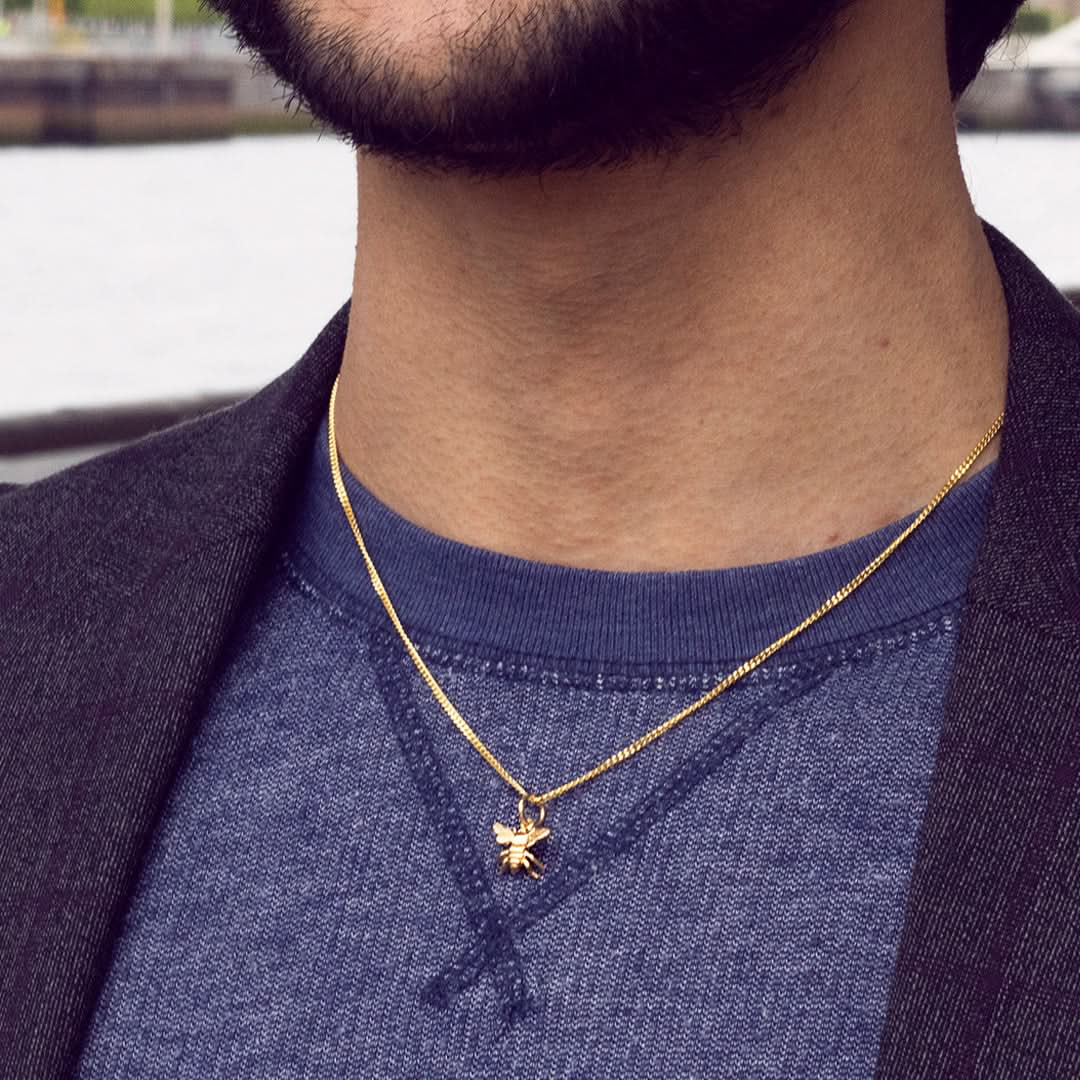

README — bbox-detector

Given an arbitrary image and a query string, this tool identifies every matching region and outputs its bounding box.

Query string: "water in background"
[2,131,1078,419]
[2,134,356,418]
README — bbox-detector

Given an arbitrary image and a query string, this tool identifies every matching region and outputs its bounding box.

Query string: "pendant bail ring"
[519,795,546,829]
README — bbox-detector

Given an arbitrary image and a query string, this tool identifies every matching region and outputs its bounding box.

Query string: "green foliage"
[1013,7,1055,35]
[24,0,223,25]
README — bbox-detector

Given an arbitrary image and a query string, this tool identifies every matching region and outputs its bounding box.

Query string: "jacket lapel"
[0,300,350,1080]
[874,224,1080,1078]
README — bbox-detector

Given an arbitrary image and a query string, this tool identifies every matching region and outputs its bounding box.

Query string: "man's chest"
[76,570,966,1078]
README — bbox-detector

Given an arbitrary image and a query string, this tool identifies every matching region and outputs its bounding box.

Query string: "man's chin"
[209,0,854,179]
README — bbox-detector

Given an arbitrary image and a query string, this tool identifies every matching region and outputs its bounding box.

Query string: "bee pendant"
[493,797,551,879]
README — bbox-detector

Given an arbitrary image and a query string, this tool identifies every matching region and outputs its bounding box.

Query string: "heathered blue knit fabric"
[78,412,997,1080]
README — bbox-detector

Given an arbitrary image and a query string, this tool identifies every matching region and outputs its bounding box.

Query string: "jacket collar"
[874,222,1080,1078]
[0,220,1077,1079]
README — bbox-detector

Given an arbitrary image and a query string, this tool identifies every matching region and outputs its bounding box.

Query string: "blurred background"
[2,0,1079,484]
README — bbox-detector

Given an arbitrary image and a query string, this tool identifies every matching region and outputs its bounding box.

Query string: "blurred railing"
[0,393,244,483]
[958,18,1080,130]
[0,393,244,457]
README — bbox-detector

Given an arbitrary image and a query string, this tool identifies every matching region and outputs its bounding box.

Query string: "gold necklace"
[328,375,1003,880]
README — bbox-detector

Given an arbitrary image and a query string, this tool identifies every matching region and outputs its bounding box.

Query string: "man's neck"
[333,0,1008,572]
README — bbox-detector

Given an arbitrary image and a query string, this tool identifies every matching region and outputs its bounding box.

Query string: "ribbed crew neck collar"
[285,411,997,667]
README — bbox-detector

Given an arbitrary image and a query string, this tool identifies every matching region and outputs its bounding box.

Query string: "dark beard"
[203,0,857,179]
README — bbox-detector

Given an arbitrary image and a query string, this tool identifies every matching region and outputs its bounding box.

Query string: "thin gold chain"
[328,375,1003,810]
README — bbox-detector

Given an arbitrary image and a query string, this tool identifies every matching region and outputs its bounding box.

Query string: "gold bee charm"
[493,797,551,879]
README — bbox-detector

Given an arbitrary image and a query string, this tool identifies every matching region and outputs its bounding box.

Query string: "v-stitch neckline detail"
[364,615,881,1022]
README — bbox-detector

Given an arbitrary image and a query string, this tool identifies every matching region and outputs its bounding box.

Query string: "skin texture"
[210,0,1009,571]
